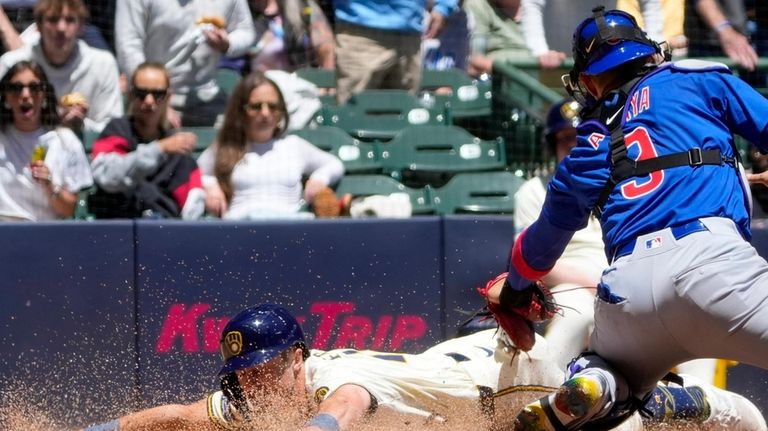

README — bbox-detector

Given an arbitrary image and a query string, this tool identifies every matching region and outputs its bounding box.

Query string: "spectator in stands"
[198,71,343,219]
[0,0,122,134]
[88,63,205,220]
[246,0,335,73]
[520,0,664,68]
[0,0,113,54]
[422,6,470,72]
[684,0,759,72]
[463,0,532,77]
[332,0,458,104]
[0,60,92,220]
[618,0,688,56]
[116,0,256,128]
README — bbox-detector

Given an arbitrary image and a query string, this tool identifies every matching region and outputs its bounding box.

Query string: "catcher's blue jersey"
[536,61,768,264]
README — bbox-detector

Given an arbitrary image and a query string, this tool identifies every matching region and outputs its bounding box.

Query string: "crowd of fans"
[0,0,762,221]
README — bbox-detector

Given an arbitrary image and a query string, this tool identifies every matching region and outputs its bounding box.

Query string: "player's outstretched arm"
[303,384,372,431]
[81,398,216,431]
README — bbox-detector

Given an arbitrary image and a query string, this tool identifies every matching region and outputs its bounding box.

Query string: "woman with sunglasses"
[89,62,205,219]
[0,60,92,221]
[198,71,343,219]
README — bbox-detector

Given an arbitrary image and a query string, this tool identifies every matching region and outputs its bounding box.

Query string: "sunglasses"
[243,101,282,113]
[5,81,45,95]
[132,87,168,102]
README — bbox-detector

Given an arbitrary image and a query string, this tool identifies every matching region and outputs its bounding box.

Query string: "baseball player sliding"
[477,6,768,431]
[78,304,764,431]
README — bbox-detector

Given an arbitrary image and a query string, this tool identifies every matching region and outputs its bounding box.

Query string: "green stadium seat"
[73,186,97,220]
[380,125,506,187]
[294,67,336,89]
[420,68,492,119]
[334,174,435,215]
[180,126,218,158]
[432,171,524,215]
[315,90,449,141]
[82,128,100,155]
[216,68,242,95]
[294,67,337,105]
[292,126,381,173]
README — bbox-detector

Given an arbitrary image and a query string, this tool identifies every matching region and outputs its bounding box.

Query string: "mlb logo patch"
[645,236,663,250]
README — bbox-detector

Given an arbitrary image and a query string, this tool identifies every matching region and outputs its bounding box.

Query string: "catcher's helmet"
[572,6,658,76]
[545,99,580,143]
[218,304,308,376]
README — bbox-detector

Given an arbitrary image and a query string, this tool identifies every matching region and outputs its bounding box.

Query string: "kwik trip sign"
[155,302,429,354]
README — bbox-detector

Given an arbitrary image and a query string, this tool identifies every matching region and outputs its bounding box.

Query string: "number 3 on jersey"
[621,127,663,198]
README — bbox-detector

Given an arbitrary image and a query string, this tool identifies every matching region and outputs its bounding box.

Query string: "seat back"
[216,68,242,95]
[180,126,219,158]
[335,175,435,215]
[380,125,506,186]
[294,67,337,105]
[432,171,524,215]
[292,126,381,173]
[82,128,100,156]
[315,90,448,141]
[421,68,492,119]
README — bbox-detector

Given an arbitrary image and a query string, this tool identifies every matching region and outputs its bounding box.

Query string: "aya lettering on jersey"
[625,86,651,122]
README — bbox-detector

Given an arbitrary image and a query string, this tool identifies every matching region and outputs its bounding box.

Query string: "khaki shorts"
[334,22,422,104]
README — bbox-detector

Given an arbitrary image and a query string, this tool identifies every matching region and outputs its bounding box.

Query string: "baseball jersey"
[207,329,564,429]
[514,60,768,276]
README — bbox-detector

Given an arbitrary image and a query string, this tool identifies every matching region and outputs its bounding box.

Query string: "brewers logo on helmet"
[218,304,309,376]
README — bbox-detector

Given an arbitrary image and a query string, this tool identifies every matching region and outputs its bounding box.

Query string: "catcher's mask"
[218,303,309,376]
[562,6,668,108]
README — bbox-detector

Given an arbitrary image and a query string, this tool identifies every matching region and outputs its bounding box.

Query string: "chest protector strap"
[590,78,735,218]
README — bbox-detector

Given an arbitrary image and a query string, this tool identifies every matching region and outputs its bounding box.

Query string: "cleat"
[553,376,605,419]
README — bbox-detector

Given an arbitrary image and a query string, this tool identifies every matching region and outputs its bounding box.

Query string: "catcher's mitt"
[477,272,558,351]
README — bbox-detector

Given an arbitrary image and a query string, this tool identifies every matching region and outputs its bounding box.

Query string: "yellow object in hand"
[31,144,46,163]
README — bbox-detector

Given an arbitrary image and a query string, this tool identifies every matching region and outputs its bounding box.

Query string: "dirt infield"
[0,388,714,431]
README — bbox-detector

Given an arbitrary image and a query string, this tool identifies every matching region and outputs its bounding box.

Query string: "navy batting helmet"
[572,6,658,76]
[218,304,308,376]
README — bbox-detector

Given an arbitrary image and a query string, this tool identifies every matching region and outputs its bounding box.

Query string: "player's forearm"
[82,401,214,431]
[305,384,372,431]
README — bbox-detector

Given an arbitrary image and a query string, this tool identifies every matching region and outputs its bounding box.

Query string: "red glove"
[477,272,558,351]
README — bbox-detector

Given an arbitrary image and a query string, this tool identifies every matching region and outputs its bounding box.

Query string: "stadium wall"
[1,217,766,425]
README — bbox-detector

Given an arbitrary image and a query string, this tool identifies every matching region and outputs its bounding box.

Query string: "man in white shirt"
[0,0,123,134]
[115,0,255,127]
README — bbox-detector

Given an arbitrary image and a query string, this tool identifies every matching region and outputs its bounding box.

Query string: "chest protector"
[586,73,737,218]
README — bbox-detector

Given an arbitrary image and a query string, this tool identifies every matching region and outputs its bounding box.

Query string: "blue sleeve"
[505,120,610,290]
[505,217,575,290]
[710,73,768,152]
